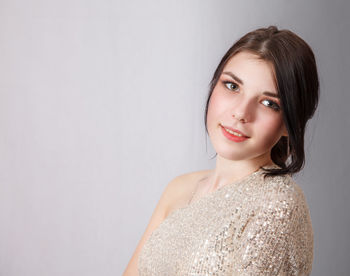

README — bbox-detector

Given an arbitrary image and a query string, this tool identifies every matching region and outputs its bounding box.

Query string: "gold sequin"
[138,164,314,275]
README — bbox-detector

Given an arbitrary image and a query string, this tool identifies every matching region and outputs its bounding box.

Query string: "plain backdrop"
[0,0,349,275]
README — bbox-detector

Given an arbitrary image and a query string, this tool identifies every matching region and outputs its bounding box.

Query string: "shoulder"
[231,174,313,275]
[255,173,311,221]
[166,169,212,195]
[243,173,313,240]
[123,170,211,274]
[164,169,212,217]
[259,175,314,273]
[260,173,306,203]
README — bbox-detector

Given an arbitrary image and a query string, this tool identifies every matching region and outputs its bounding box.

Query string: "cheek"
[256,114,284,142]
[207,89,227,125]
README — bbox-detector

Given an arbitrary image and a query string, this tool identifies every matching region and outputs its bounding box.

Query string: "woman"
[124,26,319,275]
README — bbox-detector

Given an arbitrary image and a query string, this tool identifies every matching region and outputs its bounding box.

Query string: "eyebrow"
[222,71,280,99]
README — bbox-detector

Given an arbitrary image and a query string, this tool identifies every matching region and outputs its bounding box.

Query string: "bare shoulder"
[164,169,212,217]
[122,169,211,275]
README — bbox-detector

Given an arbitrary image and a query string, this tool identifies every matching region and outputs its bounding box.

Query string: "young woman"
[124,26,319,275]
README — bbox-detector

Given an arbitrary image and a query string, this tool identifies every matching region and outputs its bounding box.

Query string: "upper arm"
[230,193,309,276]
[122,174,187,276]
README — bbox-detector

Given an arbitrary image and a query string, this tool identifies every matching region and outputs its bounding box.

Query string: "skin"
[123,50,289,275]
[204,51,288,193]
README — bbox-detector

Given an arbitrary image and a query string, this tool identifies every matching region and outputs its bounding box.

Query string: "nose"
[231,96,253,123]
[233,113,247,123]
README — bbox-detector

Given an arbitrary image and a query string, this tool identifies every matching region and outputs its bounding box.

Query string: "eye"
[261,99,281,111]
[223,81,239,92]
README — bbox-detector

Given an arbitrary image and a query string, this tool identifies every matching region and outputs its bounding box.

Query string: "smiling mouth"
[223,127,244,137]
[220,124,250,138]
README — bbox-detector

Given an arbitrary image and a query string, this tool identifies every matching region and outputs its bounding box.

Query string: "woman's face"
[206,51,287,163]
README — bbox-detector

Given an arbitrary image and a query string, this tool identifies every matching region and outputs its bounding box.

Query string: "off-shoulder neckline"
[167,163,281,219]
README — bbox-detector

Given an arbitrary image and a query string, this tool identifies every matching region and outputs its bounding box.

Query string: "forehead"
[223,51,277,90]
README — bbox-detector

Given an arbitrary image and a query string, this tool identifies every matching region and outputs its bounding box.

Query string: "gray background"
[0,0,349,275]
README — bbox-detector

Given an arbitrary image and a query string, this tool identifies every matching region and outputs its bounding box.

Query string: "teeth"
[224,127,243,137]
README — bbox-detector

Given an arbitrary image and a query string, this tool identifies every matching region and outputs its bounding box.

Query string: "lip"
[220,125,250,142]
[220,124,250,138]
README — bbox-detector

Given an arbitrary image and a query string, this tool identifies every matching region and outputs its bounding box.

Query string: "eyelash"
[222,81,281,111]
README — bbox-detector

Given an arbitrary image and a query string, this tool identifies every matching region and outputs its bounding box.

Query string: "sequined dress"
[138,164,314,275]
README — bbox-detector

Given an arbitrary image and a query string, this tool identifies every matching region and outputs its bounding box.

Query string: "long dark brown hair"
[204,26,319,178]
